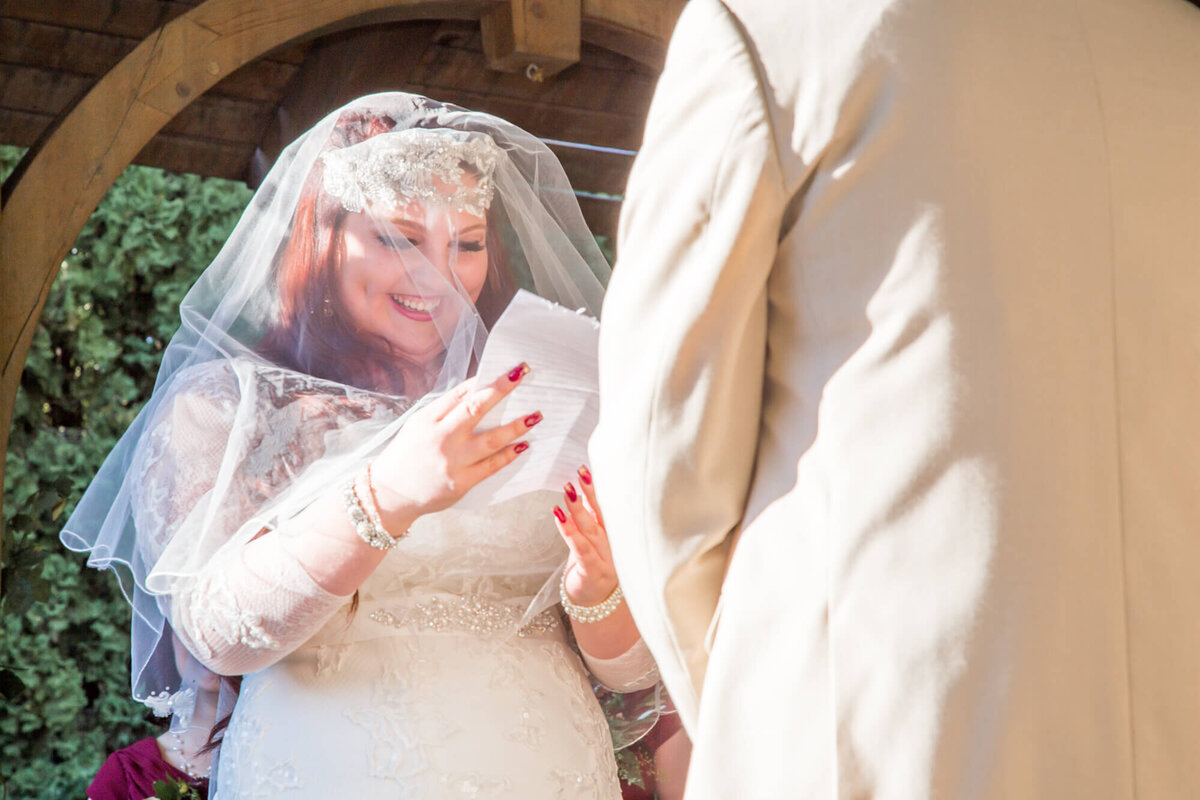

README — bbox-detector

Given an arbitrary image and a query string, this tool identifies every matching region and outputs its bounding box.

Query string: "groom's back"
[714,0,1200,796]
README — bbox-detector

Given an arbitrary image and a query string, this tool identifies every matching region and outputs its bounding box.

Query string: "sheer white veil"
[58,92,611,742]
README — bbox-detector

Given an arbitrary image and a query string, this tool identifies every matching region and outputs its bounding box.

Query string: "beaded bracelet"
[342,468,402,551]
[559,573,624,623]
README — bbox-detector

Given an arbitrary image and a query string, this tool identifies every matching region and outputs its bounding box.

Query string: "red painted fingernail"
[564,482,578,502]
[578,465,592,485]
[553,506,567,523]
[508,363,529,382]
[514,442,529,454]
[524,412,542,428]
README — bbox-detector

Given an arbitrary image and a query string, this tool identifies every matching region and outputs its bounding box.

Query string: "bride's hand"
[370,363,540,518]
[554,466,619,606]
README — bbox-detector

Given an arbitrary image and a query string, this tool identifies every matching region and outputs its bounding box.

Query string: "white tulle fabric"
[57,92,644,796]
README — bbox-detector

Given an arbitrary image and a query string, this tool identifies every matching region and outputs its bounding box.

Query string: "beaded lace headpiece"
[321,128,501,217]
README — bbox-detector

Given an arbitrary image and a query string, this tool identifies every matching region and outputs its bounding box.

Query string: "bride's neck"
[189,687,220,730]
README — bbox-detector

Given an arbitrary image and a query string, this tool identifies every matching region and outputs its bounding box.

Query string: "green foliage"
[152,777,203,800]
[593,235,616,267]
[0,144,252,799]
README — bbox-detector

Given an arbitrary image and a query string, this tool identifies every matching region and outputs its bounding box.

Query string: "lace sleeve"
[131,363,349,675]
[170,534,349,675]
[581,637,661,693]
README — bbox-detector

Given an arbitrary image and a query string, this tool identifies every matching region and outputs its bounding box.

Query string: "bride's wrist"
[340,466,420,551]
[363,470,422,535]
[561,574,623,623]
[564,578,619,607]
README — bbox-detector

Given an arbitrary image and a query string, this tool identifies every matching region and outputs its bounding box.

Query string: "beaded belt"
[367,594,561,639]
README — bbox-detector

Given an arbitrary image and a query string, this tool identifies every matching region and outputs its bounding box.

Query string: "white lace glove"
[581,636,661,693]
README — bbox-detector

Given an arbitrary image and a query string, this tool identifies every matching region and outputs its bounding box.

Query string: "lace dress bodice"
[216,494,620,799]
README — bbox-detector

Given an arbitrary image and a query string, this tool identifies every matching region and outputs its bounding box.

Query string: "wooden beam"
[580,0,684,69]
[481,0,580,78]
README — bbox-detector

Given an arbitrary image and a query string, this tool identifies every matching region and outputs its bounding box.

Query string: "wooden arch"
[0,0,682,578]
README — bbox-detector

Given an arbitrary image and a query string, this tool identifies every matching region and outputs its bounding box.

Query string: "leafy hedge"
[0,144,252,799]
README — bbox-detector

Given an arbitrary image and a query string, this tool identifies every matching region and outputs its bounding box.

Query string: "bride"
[62,93,660,798]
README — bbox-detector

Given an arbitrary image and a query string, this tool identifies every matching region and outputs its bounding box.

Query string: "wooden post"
[481,0,581,79]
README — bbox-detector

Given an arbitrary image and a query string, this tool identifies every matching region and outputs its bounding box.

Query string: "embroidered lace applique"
[220,681,307,798]
[439,772,513,797]
[143,687,196,722]
[552,768,614,800]
[314,642,353,677]
[321,129,501,217]
[344,687,427,782]
[505,702,549,749]
[179,568,281,655]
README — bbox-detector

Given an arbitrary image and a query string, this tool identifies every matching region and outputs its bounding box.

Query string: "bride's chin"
[385,335,445,365]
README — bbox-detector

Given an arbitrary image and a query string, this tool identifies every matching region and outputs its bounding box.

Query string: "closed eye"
[378,234,416,250]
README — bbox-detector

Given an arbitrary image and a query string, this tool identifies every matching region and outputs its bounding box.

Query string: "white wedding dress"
[131,365,624,799]
[212,491,621,798]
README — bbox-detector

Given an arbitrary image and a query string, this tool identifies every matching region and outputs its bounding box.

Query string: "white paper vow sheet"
[457,290,600,509]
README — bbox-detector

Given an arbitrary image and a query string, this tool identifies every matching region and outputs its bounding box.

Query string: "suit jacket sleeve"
[589,0,787,732]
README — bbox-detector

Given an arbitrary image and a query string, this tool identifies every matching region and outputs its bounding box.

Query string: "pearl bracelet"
[559,573,624,623]
[342,469,402,551]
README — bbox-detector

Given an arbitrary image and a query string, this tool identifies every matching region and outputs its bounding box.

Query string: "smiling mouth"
[389,293,443,321]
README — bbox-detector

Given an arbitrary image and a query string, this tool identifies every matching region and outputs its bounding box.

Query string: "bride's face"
[336,176,490,367]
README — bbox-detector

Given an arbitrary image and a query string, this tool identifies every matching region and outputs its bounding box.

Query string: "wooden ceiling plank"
[0,18,299,103]
[430,20,654,76]
[575,194,619,241]
[403,80,645,150]
[254,21,444,177]
[0,0,198,39]
[0,63,91,117]
[135,131,252,179]
[414,40,654,115]
[576,37,656,74]
[0,18,137,76]
[187,0,483,42]
[546,143,632,195]
[159,93,273,145]
[208,58,300,102]
[0,106,53,147]
[583,0,683,41]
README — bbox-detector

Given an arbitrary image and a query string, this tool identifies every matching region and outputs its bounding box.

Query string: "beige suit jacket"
[591,0,1200,796]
